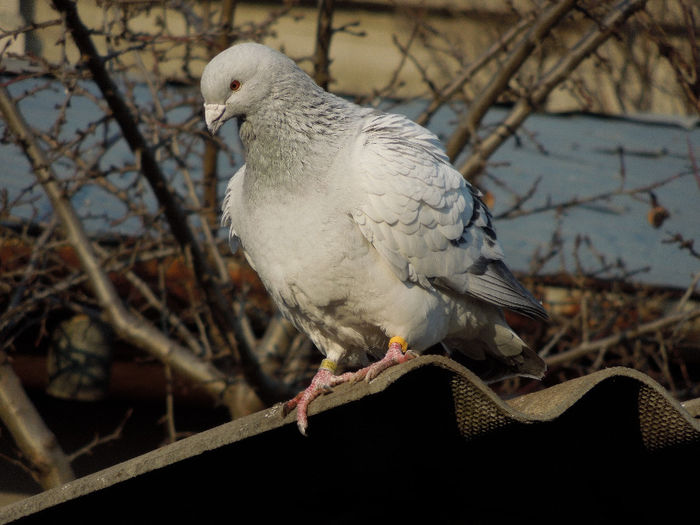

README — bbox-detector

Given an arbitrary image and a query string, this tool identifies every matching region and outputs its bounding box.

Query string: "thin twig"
[675,272,700,313]
[66,409,133,463]
[546,307,700,367]
[51,0,291,404]
[458,0,648,180]
[0,84,244,414]
[445,0,578,162]
[415,15,533,127]
[496,169,685,220]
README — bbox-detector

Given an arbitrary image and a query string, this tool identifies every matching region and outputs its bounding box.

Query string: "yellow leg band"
[389,336,408,353]
[320,358,337,373]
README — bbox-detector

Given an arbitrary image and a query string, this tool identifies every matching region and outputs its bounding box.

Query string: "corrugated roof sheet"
[2,356,698,524]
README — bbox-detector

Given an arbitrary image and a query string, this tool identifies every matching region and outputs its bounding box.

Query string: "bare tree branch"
[640,2,700,113]
[545,307,700,367]
[0,350,75,489]
[1,0,697,470]
[91,244,203,356]
[66,409,133,463]
[313,0,335,90]
[496,170,687,221]
[445,0,578,162]
[202,0,237,231]
[0,84,244,414]
[50,0,291,405]
[458,0,648,180]
[415,14,533,128]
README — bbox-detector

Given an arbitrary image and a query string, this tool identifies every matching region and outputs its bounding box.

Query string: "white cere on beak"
[204,103,227,134]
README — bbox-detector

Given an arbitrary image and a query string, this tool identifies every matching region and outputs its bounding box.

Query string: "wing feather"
[350,112,547,320]
[221,165,245,254]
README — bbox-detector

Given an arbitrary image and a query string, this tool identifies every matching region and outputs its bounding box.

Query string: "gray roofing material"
[2,355,698,524]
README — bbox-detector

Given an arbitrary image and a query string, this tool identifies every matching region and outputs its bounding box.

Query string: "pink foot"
[352,340,416,383]
[284,339,415,435]
[284,368,352,435]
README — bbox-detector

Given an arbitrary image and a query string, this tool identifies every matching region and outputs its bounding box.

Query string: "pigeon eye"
[230,80,241,91]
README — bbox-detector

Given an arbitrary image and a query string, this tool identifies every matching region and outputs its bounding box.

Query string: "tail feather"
[438,261,549,321]
[443,320,546,382]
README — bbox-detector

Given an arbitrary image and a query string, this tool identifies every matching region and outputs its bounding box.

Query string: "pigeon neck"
[240,90,358,185]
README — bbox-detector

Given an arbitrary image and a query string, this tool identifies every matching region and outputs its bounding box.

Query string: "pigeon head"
[201,42,310,135]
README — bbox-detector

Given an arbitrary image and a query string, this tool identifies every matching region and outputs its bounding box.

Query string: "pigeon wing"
[221,164,245,254]
[350,112,547,320]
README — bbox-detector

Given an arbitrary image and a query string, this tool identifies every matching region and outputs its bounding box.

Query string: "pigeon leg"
[284,337,414,435]
[284,358,351,435]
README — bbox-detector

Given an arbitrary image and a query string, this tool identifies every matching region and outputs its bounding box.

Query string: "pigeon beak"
[204,103,227,135]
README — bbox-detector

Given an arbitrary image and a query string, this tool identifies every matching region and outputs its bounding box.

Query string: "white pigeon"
[201,43,547,434]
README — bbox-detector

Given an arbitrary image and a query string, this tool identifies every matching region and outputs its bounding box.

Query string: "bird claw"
[349,369,368,384]
[284,341,415,434]
[283,368,339,435]
[282,395,301,418]
[362,341,416,382]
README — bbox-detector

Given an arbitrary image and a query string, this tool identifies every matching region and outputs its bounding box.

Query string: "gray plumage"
[202,43,547,381]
